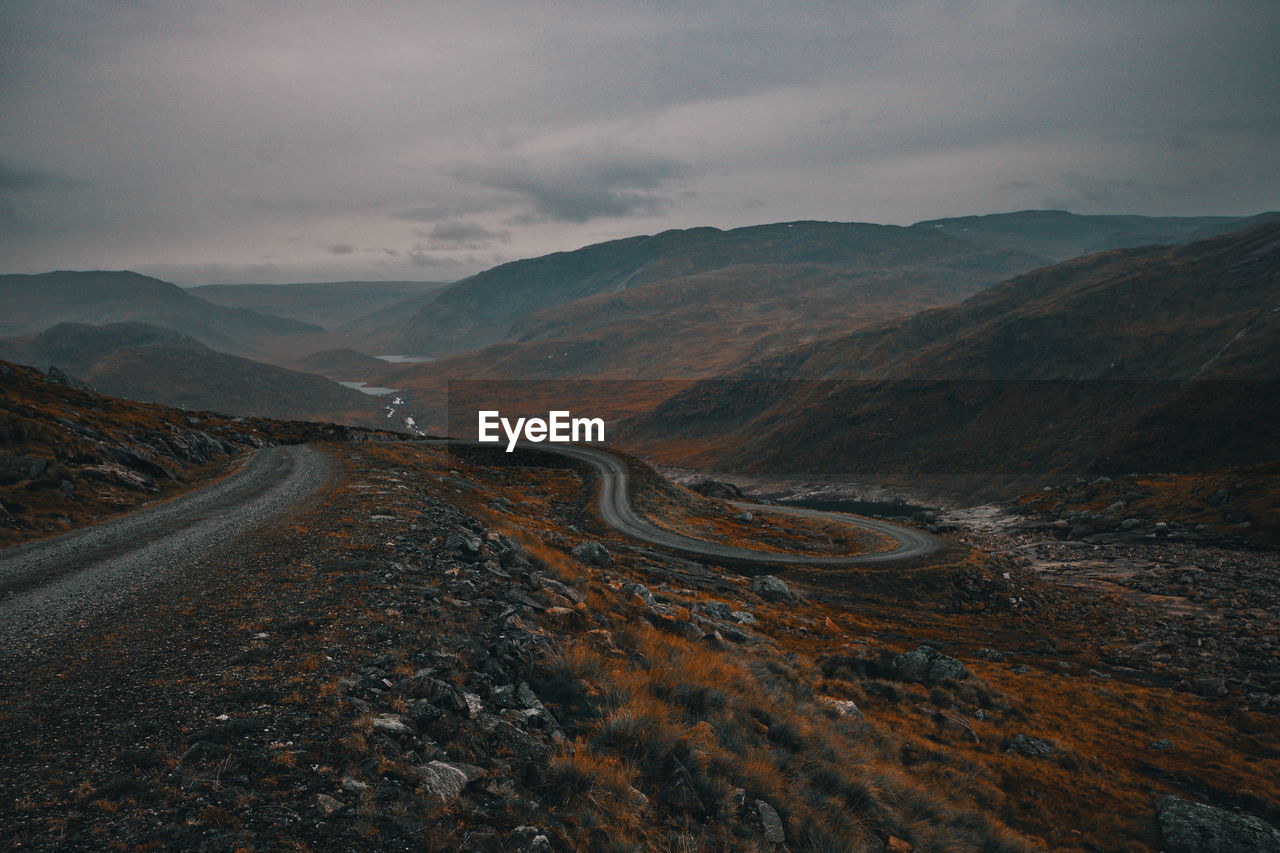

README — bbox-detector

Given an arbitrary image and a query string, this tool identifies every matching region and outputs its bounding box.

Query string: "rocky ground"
[2,442,1279,851]
[938,491,1280,714]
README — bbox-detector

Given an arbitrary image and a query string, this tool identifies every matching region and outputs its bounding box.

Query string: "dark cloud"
[0,1,1276,281]
[454,150,693,223]
[326,243,356,255]
[420,221,511,250]
[0,161,86,192]
[406,249,462,269]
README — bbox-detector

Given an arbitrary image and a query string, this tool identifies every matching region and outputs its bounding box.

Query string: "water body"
[338,381,400,396]
[375,354,435,364]
[777,498,932,518]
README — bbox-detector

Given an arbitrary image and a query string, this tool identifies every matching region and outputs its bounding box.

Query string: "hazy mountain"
[0,321,388,428]
[622,219,1280,495]
[389,211,1256,359]
[908,209,1246,260]
[189,280,445,330]
[0,271,324,359]
[290,347,397,379]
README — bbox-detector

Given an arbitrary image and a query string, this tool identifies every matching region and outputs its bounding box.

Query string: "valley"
[2,209,1278,853]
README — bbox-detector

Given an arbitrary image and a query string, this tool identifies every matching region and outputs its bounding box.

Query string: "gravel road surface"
[463,441,943,565]
[0,445,332,651]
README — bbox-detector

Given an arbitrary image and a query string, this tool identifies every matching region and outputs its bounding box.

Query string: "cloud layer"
[1,0,1277,283]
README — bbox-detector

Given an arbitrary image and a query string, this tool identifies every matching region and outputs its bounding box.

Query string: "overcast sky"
[2,1,1278,284]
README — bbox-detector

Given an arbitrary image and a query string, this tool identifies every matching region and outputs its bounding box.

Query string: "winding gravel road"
[0,445,332,646]
[474,441,943,565]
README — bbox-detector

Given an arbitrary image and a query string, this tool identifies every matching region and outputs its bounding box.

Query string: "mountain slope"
[909,209,1245,260]
[622,220,1280,494]
[189,280,445,330]
[390,211,1255,359]
[0,271,325,359]
[0,359,384,546]
[0,322,389,428]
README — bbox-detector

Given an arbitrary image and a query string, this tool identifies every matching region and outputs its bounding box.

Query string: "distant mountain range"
[621,219,1280,495]
[0,321,389,428]
[189,280,444,332]
[0,271,323,360]
[385,210,1259,361]
[4,209,1274,500]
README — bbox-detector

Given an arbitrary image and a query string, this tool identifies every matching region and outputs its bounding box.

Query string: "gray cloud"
[0,161,86,192]
[453,150,693,223]
[326,243,356,255]
[0,1,1276,282]
[420,221,511,250]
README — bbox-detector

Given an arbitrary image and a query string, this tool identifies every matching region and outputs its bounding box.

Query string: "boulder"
[570,540,612,566]
[750,575,795,602]
[891,645,968,683]
[1005,734,1055,758]
[414,760,484,806]
[689,479,746,500]
[1157,795,1280,853]
[756,799,786,844]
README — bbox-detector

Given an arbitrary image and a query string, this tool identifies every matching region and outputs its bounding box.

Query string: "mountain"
[389,221,1054,356]
[909,209,1246,260]
[620,219,1280,496]
[0,270,327,360]
[388,211,1255,359]
[289,347,398,379]
[189,280,445,330]
[0,321,390,428]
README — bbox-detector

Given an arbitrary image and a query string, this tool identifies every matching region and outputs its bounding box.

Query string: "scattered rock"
[1157,795,1280,853]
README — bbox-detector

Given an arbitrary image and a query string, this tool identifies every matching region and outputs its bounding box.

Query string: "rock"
[413,760,484,806]
[0,455,47,485]
[539,577,584,603]
[756,799,786,844]
[509,826,554,852]
[1150,738,1174,750]
[341,777,369,794]
[697,601,733,620]
[1005,734,1055,757]
[1157,795,1280,853]
[886,837,912,853]
[821,697,862,717]
[731,610,756,625]
[975,647,1006,662]
[445,531,483,558]
[621,582,655,605]
[371,714,414,736]
[891,645,968,683]
[736,510,754,523]
[689,479,746,500]
[570,540,612,566]
[315,793,346,817]
[750,575,795,602]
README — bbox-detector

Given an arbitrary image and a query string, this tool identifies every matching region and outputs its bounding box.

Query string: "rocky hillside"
[623,219,1280,499]
[0,359,395,546]
[0,322,390,428]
